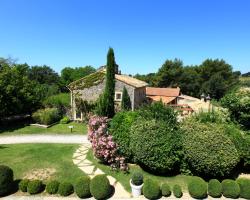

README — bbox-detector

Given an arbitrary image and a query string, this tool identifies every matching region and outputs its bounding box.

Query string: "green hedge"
[74,176,91,198]
[237,178,250,199]
[0,165,14,196]
[58,182,74,196]
[130,119,182,174]
[208,179,222,198]
[222,179,240,199]
[19,179,29,192]
[109,111,138,161]
[143,179,161,200]
[188,176,207,199]
[161,183,171,197]
[46,180,59,194]
[27,180,43,194]
[173,185,182,198]
[90,175,111,200]
[181,121,240,177]
[32,108,61,125]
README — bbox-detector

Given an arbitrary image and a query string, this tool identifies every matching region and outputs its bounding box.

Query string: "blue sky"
[0,0,249,74]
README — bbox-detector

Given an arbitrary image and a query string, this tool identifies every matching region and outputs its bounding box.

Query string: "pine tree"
[121,86,131,110]
[97,48,116,117]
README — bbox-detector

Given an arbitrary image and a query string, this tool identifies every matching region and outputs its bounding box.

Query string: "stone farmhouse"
[67,67,148,120]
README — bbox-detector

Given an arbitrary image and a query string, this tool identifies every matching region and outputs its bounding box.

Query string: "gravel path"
[0,134,88,144]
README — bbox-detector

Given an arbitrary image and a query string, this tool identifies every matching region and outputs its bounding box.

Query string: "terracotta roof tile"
[146,87,180,97]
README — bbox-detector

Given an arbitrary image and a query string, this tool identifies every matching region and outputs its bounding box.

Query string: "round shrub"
[130,119,182,173]
[75,176,91,198]
[222,179,240,199]
[173,185,182,198]
[208,179,222,198]
[188,176,207,199]
[19,179,29,192]
[58,182,74,196]
[60,116,70,124]
[90,175,111,200]
[143,179,161,200]
[237,178,250,199]
[161,183,171,197]
[181,121,240,177]
[27,180,43,194]
[46,180,59,194]
[131,172,143,186]
[0,165,14,196]
[109,111,139,161]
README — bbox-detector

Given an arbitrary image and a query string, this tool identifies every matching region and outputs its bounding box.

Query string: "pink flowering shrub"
[88,115,128,171]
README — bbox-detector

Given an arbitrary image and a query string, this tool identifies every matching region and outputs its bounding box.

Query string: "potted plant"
[130,172,143,197]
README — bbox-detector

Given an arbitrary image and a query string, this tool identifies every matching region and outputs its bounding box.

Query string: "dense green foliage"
[27,180,43,194]
[208,179,222,198]
[46,180,59,194]
[97,48,116,118]
[143,179,161,200]
[181,121,240,177]
[188,177,207,199]
[0,165,14,196]
[90,175,111,200]
[60,116,70,124]
[161,183,171,197]
[32,108,61,125]
[19,179,29,192]
[109,111,139,161]
[121,86,131,110]
[131,172,143,186]
[135,58,239,99]
[74,176,91,198]
[237,178,250,199]
[221,87,250,129]
[61,66,96,86]
[173,185,182,198]
[58,182,74,196]
[130,119,181,173]
[43,93,70,114]
[138,101,178,127]
[221,179,240,199]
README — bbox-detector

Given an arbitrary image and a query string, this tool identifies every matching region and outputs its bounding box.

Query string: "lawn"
[0,144,85,183]
[86,149,193,192]
[0,122,87,135]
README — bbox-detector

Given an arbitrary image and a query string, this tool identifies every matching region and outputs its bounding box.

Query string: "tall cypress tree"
[121,86,131,110]
[98,48,116,117]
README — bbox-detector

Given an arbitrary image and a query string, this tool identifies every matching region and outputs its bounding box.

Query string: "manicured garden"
[0,122,87,135]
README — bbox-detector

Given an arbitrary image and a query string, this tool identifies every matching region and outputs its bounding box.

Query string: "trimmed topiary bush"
[161,183,171,197]
[131,172,143,186]
[143,179,161,200]
[130,119,182,174]
[90,175,111,200]
[60,116,70,124]
[19,179,29,192]
[58,182,74,196]
[181,121,240,177]
[237,178,250,199]
[46,180,59,194]
[109,111,139,161]
[208,179,222,198]
[173,185,182,198]
[188,176,207,199]
[75,176,91,198]
[0,165,14,196]
[27,180,43,194]
[222,179,240,199]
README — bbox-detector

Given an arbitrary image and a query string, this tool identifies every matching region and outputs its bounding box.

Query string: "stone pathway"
[72,143,131,199]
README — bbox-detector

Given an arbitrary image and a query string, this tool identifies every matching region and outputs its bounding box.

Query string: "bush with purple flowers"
[88,115,128,171]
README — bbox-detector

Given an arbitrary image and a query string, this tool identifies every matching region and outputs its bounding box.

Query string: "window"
[115,92,122,101]
[75,110,81,119]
